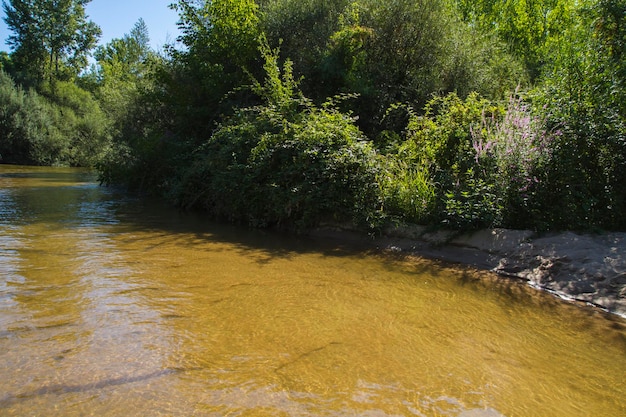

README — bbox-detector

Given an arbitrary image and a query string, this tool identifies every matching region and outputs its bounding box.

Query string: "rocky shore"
[313,225,626,318]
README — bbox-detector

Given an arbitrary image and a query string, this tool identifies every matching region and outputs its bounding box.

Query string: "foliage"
[396,91,558,230]
[377,158,435,225]
[454,0,577,80]
[469,93,555,229]
[27,0,617,233]
[95,56,179,192]
[90,19,158,136]
[0,51,12,73]
[0,70,63,164]
[2,0,101,86]
[318,2,373,99]
[163,0,262,139]
[0,0,108,168]
[40,80,110,166]
[261,0,349,95]
[0,71,109,166]
[402,93,499,173]
[100,0,266,194]
[260,0,524,138]
[532,0,626,230]
[173,40,383,230]
[91,19,184,191]
[94,19,152,84]
[398,93,502,228]
[442,173,503,230]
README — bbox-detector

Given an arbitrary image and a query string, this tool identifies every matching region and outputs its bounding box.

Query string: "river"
[0,165,624,416]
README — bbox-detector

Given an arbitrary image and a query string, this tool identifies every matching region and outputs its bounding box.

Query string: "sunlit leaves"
[2,0,101,84]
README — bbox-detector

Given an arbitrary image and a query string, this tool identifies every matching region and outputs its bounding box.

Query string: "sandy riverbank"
[312,225,626,318]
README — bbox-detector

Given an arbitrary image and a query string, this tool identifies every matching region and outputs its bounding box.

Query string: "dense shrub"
[454,0,577,81]
[0,71,67,165]
[469,93,554,229]
[164,0,262,140]
[377,158,436,225]
[0,71,109,166]
[39,81,110,166]
[396,93,502,228]
[533,0,626,230]
[395,92,556,230]
[261,0,525,139]
[172,41,383,231]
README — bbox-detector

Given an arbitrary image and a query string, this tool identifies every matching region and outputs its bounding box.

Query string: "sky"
[0,0,181,53]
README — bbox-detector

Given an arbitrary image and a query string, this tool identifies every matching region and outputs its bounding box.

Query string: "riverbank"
[311,225,626,318]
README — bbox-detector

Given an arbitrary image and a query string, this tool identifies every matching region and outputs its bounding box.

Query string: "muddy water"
[0,165,624,417]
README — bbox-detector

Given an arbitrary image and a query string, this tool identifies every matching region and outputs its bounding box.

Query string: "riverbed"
[0,165,624,416]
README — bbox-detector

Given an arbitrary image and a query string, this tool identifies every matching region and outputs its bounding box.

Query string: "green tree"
[261,0,349,96]
[329,0,522,137]
[95,18,151,83]
[454,0,576,80]
[0,70,108,166]
[159,0,261,139]
[2,0,101,85]
[87,19,172,183]
[259,0,523,140]
[0,51,12,73]
[93,19,156,128]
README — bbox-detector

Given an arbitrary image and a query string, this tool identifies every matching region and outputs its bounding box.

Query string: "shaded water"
[0,165,624,417]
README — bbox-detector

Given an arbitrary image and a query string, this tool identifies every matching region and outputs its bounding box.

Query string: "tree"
[2,0,101,85]
[454,0,576,81]
[161,0,261,138]
[92,19,158,139]
[535,0,626,229]
[94,18,152,84]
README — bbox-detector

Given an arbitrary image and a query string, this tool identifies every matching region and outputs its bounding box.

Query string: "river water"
[0,165,624,417]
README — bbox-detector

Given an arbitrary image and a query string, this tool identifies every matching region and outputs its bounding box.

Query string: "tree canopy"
[2,0,101,85]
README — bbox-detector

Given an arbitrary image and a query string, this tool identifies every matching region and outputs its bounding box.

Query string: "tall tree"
[95,18,152,83]
[92,19,157,136]
[164,0,261,137]
[2,0,101,85]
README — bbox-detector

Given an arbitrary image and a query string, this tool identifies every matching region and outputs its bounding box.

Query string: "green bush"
[396,91,556,230]
[0,72,110,166]
[260,0,523,139]
[397,93,503,228]
[442,173,503,229]
[402,93,499,173]
[533,0,626,230]
[377,158,435,225]
[173,41,383,231]
[94,0,626,233]
[469,93,554,229]
[0,71,67,165]
[42,81,111,166]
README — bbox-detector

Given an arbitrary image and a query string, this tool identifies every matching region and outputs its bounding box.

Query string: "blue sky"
[0,0,181,53]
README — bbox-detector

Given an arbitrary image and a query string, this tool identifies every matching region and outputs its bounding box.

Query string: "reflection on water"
[0,165,624,417]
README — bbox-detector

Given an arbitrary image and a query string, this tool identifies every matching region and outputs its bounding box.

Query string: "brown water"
[0,165,624,417]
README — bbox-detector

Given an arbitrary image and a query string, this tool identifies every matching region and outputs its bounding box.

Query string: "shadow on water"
[0,368,183,407]
[109,190,381,265]
[0,165,365,261]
